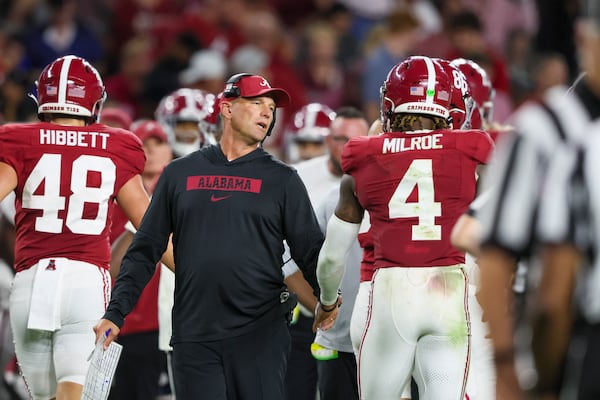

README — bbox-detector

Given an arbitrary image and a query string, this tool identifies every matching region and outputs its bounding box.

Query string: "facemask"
[172,139,201,157]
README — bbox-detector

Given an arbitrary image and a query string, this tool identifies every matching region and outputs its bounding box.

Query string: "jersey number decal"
[22,154,117,234]
[388,159,441,240]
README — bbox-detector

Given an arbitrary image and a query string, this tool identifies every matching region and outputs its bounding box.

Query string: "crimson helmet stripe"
[154,88,219,154]
[36,56,105,121]
[183,89,193,110]
[57,56,74,104]
[423,57,437,104]
[305,104,319,129]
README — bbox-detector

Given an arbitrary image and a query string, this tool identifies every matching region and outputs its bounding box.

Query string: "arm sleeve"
[317,214,360,305]
[283,172,325,295]
[102,169,173,327]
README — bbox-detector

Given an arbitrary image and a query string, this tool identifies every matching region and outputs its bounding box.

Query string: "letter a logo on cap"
[260,79,269,87]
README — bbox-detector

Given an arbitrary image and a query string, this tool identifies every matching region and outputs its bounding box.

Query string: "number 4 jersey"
[0,122,145,272]
[342,129,493,268]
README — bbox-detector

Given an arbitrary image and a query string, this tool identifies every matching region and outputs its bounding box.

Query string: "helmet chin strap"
[172,139,201,157]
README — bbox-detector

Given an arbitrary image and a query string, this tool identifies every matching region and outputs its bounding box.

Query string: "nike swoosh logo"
[210,194,231,202]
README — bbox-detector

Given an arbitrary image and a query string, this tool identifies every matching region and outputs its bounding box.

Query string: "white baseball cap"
[179,49,227,86]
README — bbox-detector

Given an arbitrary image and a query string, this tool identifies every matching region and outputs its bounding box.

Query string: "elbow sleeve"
[317,215,360,305]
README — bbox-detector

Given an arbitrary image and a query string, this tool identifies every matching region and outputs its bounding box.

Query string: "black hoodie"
[104,144,324,342]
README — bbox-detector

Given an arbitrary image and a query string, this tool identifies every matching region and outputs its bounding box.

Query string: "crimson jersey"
[0,122,145,272]
[357,211,376,282]
[486,127,513,144]
[358,230,376,282]
[342,129,492,268]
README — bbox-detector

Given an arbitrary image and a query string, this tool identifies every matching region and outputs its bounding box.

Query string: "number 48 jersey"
[0,122,145,272]
[342,129,493,268]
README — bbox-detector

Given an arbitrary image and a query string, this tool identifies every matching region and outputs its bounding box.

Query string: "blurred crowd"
[0,0,576,161]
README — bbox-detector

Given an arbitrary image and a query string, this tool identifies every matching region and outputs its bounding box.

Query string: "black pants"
[109,331,163,400]
[285,313,317,400]
[317,351,359,400]
[172,317,291,400]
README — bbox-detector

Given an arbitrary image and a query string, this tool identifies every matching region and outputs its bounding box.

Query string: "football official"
[476,3,600,398]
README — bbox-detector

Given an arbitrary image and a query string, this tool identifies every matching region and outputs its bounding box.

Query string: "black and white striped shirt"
[478,82,599,257]
[537,119,600,321]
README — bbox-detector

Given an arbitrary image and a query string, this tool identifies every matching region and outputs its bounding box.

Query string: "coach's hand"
[312,295,342,333]
[93,319,120,350]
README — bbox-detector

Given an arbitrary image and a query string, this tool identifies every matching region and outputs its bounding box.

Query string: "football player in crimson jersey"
[315,56,493,400]
[155,87,218,158]
[348,119,413,400]
[451,57,514,143]
[435,58,476,131]
[437,58,497,400]
[0,55,155,400]
[282,102,336,164]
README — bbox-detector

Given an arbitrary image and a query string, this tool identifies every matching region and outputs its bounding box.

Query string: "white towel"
[27,258,66,331]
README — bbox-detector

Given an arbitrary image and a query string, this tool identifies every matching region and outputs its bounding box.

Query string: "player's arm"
[115,176,175,270]
[110,230,133,279]
[0,162,17,203]
[451,187,493,256]
[531,244,580,398]
[115,174,150,229]
[477,247,521,398]
[450,213,481,256]
[334,174,364,224]
[314,174,362,332]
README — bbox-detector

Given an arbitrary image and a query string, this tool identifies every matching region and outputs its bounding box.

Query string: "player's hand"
[312,295,342,333]
[92,319,120,350]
